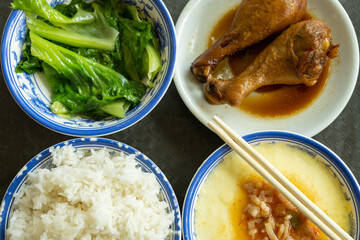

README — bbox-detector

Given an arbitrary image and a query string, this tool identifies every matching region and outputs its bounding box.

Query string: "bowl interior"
[174,0,359,137]
[182,131,360,239]
[1,0,176,137]
[0,138,181,239]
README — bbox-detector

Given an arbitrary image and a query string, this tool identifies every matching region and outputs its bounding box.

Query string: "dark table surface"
[0,0,359,210]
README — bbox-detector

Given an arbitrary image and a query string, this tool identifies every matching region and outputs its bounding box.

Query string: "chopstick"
[208,115,353,240]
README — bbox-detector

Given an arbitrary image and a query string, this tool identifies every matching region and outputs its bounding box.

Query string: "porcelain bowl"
[182,131,360,239]
[0,138,181,239]
[1,0,176,137]
[174,0,359,137]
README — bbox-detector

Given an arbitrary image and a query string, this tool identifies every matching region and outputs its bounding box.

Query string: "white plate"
[174,0,359,137]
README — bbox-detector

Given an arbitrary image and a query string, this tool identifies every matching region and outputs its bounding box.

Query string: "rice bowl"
[0,138,181,240]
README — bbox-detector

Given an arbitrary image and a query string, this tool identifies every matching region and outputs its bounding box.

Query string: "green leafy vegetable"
[32,32,146,116]
[120,3,162,85]
[11,0,94,24]
[12,0,163,119]
[290,212,301,230]
[142,43,162,87]
[100,100,131,118]
[54,0,93,17]
[126,4,143,22]
[51,101,70,114]
[15,36,42,74]
[25,5,119,51]
[117,18,156,81]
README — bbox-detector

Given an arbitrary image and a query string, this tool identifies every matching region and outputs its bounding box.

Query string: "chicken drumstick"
[205,20,339,106]
[191,0,307,82]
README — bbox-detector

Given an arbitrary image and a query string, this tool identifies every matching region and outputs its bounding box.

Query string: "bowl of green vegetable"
[1,0,176,136]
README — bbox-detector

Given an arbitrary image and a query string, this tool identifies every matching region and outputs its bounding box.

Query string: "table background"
[0,0,359,209]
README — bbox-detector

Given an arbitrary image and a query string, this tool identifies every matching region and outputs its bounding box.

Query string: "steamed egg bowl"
[182,131,360,240]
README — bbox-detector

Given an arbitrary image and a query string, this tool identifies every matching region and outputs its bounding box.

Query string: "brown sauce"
[208,9,329,118]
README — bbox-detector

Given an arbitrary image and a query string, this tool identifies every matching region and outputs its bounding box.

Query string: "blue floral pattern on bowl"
[182,131,360,240]
[1,0,176,137]
[0,138,181,239]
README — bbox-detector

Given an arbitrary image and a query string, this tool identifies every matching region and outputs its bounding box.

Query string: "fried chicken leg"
[191,0,307,82]
[205,20,339,106]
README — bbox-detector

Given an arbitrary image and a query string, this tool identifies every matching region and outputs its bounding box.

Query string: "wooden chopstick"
[208,115,353,240]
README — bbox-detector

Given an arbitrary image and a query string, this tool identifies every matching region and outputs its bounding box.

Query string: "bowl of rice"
[0,138,181,239]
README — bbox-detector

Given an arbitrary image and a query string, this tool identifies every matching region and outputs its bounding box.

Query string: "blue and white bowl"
[182,131,360,239]
[1,0,176,137]
[0,138,181,239]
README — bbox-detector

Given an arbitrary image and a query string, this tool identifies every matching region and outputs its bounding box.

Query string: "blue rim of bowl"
[182,130,360,239]
[0,138,181,239]
[1,1,176,137]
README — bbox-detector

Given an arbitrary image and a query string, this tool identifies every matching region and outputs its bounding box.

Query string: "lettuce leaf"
[121,3,162,86]
[15,35,43,74]
[142,43,162,87]
[11,0,94,24]
[25,4,119,51]
[31,32,146,117]
[54,0,93,17]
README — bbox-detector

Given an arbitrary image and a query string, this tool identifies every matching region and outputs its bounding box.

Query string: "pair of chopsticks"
[208,116,353,240]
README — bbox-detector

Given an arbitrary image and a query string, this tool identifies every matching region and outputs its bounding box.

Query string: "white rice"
[6,145,174,240]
